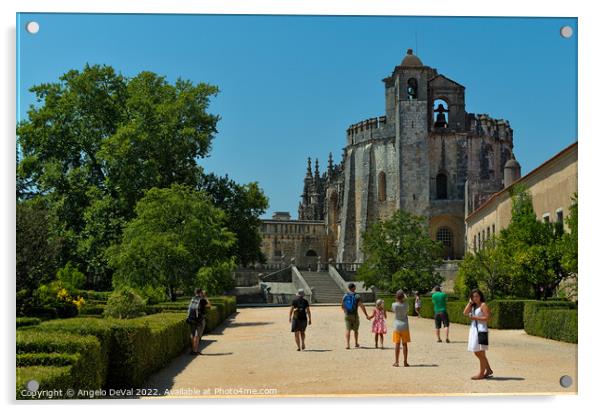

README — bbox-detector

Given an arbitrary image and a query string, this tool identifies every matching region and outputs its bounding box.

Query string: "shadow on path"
[141,318,238,396]
[302,349,332,352]
[205,313,274,335]
[486,376,525,381]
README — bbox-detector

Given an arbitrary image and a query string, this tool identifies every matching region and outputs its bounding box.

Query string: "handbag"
[472,314,489,345]
[478,330,489,345]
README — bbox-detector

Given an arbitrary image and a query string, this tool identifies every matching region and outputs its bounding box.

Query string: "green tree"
[496,186,570,299]
[17,64,266,289]
[357,210,443,294]
[456,237,512,299]
[16,199,62,312]
[199,173,268,266]
[560,194,578,275]
[108,185,236,299]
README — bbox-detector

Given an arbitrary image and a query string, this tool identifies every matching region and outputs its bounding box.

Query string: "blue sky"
[17,14,577,218]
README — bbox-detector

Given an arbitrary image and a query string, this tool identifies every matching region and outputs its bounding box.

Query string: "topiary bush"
[524,300,577,342]
[17,297,237,396]
[104,287,147,319]
[78,304,106,316]
[530,309,577,343]
[16,317,41,328]
[17,353,79,367]
[16,366,73,399]
[16,330,103,394]
[76,290,110,301]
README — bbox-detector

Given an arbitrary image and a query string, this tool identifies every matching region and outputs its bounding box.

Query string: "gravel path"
[143,305,577,397]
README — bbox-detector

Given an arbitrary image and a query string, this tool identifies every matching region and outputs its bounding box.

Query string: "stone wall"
[260,219,329,270]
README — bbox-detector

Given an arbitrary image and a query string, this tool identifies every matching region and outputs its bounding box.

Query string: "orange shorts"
[392,330,411,344]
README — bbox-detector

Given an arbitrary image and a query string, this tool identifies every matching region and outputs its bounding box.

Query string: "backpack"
[187,296,203,323]
[293,299,307,321]
[343,293,358,314]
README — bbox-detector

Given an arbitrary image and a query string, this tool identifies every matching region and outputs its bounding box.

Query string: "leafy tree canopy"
[357,210,443,294]
[17,64,267,290]
[108,185,236,299]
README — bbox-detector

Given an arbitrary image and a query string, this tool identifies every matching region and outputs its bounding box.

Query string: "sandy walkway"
[143,305,577,397]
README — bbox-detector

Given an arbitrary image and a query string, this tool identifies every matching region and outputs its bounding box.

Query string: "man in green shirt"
[431,286,450,343]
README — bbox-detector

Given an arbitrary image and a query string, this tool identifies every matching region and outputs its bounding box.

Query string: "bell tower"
[383,49,437,216]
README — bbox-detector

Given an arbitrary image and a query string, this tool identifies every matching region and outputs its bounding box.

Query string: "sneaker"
[437,339,442,343]
[446,339,450,343]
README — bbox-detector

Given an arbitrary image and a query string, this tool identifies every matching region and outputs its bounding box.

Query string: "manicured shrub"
[76,290,111,301]
[78,304,106,316]
[530,309,577,343]
[16,317,41,328]
[104,287,146,319]
[16,353,78,367]
[488,300,530,329]
[17,297,237,395]
[32,318,114,386]
[524,300,577,342]
[16,366,73,399]
[16,330,103,392]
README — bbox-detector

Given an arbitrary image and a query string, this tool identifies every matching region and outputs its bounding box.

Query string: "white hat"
[297,289,305,296]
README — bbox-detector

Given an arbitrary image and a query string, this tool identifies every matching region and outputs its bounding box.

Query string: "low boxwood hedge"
[76,290,111,301]
[16,330,103,393]
[378,294,540,330]
[16,366,73,399]
[524,301,577,343]
[16,352,79,367]
[78,304,106,316]
[528,309,577,343]
[22,297,237,395]
[17,317,41,328]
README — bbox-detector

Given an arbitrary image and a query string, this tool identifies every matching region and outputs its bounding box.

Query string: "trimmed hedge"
[16,353,78,367]
[16,330,103,394]
[17,317,41,328]
[76,290,111,301]
[21,297,237,395]
[78,304,106,316]
[16,366,73,399]
[379,294,543,330]
[524,301,577,343]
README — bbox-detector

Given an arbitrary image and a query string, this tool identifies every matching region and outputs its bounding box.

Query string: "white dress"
[467,305,489,352]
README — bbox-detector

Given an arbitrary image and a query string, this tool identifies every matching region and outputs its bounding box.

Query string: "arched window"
[433,99,449,128]
[436,173,448,199]
[407,78,418,100]
[436,227,454,259]
[378,171,386,202]
[305,250,317,257]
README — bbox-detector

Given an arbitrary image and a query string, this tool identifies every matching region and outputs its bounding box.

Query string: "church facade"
[262,49,519,267]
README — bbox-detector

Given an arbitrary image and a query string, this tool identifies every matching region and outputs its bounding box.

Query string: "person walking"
[391,290,411,367]
[289,289,312,351]
[368,299,387,348]
[414,292,422,317]
[463,289,493,380]
[186,288,210,355]
[431,286,450,343]
[342,283,369,349]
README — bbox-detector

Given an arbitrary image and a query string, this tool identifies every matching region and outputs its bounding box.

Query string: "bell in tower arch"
[434,102,449,128]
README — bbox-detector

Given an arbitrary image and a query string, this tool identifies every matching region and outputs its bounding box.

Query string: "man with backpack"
[342,283,369,349]
[187,288,211,355]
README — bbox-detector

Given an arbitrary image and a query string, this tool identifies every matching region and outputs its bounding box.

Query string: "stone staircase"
[300,271,345,303]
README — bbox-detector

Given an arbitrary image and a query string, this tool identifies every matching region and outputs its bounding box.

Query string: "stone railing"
[259,266,292,283]
[329,264,376,303]
[292,266,314,303]
[327,265,348,294]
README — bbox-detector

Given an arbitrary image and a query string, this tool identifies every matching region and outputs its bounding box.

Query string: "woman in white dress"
[463,289,493,380]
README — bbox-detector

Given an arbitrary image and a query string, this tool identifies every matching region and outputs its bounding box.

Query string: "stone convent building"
[261,49,518,267]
